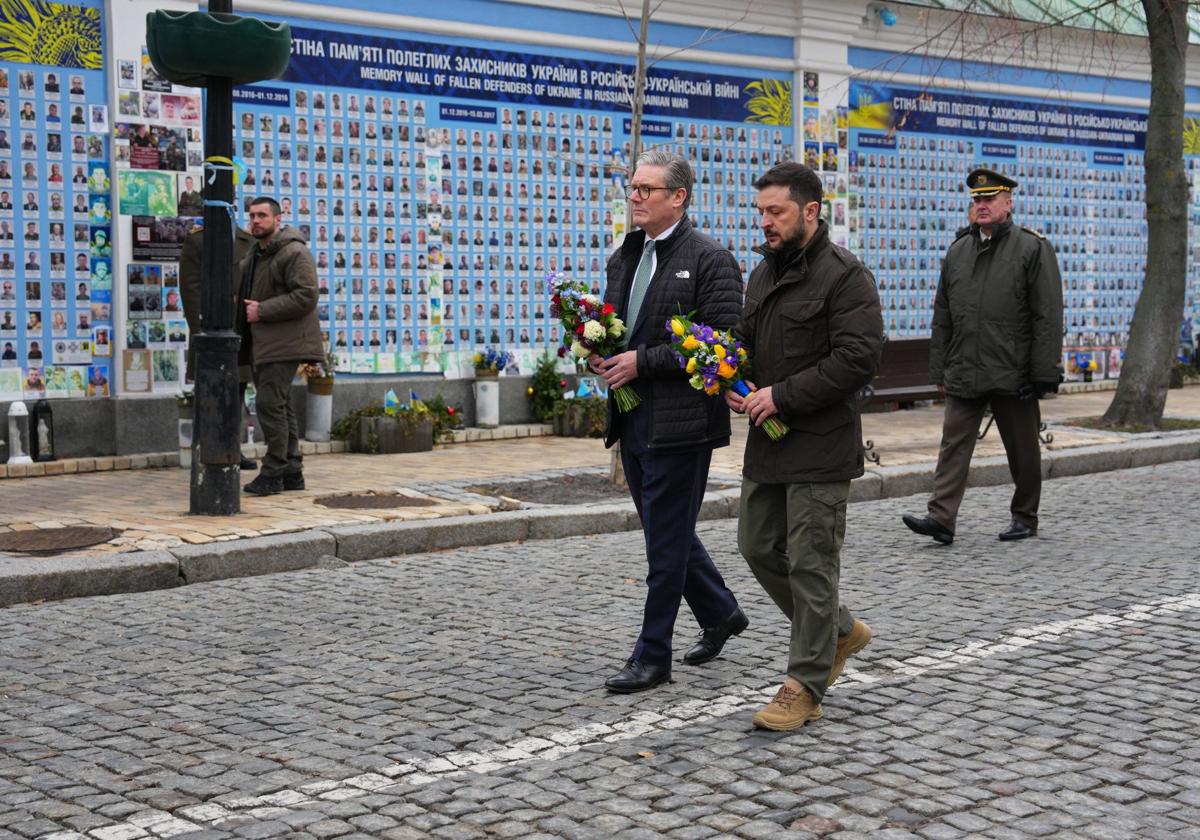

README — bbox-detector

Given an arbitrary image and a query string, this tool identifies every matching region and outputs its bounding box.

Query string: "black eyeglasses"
[624,185,675,200]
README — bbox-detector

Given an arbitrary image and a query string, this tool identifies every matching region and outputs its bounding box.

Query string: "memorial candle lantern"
[30,399,55,461]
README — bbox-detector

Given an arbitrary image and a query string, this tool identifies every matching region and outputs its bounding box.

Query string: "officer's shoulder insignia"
[1020,226,1045,240]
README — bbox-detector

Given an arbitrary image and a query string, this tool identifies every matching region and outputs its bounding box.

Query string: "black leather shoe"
[998,519,1036,541]
[243,474,283,496]
[683,606,749,665]
[239,457,258,471]
[281,472,305,491]
[605,658,672,694]
[902,514,954,545]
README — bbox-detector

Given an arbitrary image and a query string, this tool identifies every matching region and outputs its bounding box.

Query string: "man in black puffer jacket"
[592,150,748,694]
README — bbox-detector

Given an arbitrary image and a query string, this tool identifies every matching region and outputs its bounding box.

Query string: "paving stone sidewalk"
[3,386,1197,558]
[0,460,1196,839]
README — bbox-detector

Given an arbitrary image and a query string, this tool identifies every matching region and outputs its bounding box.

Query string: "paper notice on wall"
[123,349,151,392]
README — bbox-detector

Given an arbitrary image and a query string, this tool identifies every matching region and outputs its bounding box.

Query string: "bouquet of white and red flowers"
[667,314,789,441]
[547,272,640,411]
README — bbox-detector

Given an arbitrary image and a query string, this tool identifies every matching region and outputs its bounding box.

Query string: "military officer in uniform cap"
[902,168,1063,544]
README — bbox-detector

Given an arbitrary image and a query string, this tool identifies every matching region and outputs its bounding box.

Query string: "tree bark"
[1101,0,1190,427]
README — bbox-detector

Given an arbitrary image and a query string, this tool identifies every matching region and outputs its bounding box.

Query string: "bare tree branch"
[612,0,643,45]
[645,3,755,69]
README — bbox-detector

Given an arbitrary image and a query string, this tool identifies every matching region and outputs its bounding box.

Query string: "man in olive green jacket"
[238,197,324,496]
[728,162,884,732]
[903,169,1063,545]
[180,222,257,470]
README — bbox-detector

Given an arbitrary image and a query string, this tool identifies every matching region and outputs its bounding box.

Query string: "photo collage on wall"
[110,49,203,394]
[230,91,793,376]
[797,71,852,247]
[848,81,1200,382]
[0,58,112,402]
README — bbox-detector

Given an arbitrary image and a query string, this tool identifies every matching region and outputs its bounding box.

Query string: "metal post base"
[190,330,242,515]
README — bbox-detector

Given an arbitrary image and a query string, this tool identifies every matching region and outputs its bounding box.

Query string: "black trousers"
[619,407,740,665]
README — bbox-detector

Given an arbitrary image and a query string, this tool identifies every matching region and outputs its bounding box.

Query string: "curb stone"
[0,551,179,608]
[173,532,337,584]
[1046,443,1132,478]
[1,434,1197,608]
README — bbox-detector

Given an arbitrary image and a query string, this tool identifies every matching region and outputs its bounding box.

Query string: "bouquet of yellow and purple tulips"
[666,314,790,441]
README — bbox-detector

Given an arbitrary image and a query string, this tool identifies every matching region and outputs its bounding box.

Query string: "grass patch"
[1063,416,1200,434]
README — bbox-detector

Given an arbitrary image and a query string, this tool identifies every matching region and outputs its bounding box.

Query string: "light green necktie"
[625,239,656,342]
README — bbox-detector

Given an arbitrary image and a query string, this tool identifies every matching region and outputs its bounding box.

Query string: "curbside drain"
[0,526,119,554]
[314,492,445,510]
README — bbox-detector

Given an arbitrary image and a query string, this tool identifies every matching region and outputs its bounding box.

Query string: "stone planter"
[552,402,595,437]
[305,378,334,442]
[474,369,500,428]
[349,416,434,454]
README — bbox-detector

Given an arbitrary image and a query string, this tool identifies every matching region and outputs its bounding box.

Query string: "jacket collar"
[621,213,692,262]
[753,219,830,282]
[974,214,1013,244]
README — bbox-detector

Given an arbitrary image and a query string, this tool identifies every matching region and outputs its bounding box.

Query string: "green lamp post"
[146,5,290,515]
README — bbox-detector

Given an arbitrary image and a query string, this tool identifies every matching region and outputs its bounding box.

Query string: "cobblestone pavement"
[0,461,1197,840]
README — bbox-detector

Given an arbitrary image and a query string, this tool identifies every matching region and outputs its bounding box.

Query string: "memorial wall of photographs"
[0,37,113,401]
[109,49,204,395]
[848,81,1200,382]
[228,24,794,376]
[230,97,792,376]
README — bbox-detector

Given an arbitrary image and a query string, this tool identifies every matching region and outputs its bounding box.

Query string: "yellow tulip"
[681,335,700,351]
[713,344,726,359]
[686,358,697,373]
[671,318,686,337]
[704,383,721,396]
[718,361,736,379]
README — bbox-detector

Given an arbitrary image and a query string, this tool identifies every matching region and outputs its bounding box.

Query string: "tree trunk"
[1101,0,1189,427]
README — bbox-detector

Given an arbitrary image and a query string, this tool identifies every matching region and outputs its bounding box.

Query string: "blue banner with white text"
[282,25,789,124]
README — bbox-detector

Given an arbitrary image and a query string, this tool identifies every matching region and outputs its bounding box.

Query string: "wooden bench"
[858,338,941,464]
[856,336,1050,466]
[861,337,942,409]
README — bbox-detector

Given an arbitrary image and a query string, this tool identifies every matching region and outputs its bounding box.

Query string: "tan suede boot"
[827,619,873,687]
[752,677,822,731]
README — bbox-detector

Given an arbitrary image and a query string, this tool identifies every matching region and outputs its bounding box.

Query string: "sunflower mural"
[0,0,101,69]
[744,78,792,126]
[1185,117,1200,156]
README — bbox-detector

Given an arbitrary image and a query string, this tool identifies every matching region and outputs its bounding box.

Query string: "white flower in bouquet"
[582,320,606,342]
[571,339,591,358]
